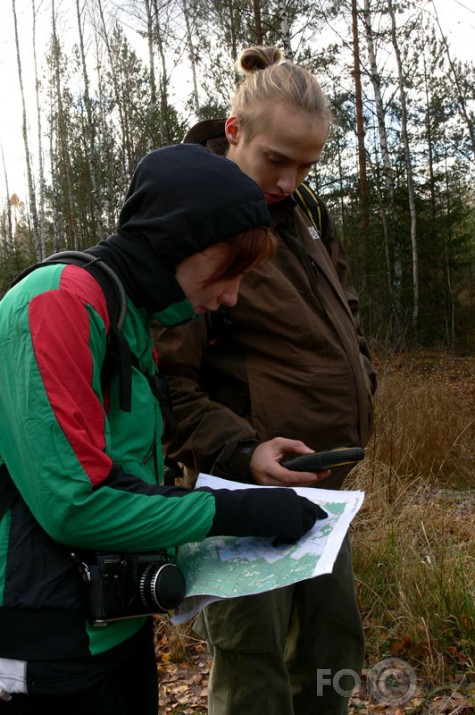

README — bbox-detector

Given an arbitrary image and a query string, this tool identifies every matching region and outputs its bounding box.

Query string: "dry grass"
[364,350,475,487]
[351,350,475,689]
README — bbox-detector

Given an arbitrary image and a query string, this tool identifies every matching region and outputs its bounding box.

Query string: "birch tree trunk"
[51,0,79,250]
[351,0,369,291]
[277,0,293,59]
[387,0,419,334]
[32,0,46,259]
[12,0,41,258]
[151,0,173,144]
[144,0,158,110]
[362,0,403,343]
[182,0,200,117]
[76,0,104,237]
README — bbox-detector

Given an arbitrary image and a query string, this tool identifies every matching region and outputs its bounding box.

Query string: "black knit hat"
[89,144,270,318]
[117,143,270,268]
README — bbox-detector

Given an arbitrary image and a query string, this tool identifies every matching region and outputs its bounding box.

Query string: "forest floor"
[154,351,475,714]
[155,630,475,715]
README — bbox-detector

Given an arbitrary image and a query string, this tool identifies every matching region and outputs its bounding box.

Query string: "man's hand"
[250,437,331,487]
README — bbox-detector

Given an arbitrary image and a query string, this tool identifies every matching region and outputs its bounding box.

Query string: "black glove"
[200,487,327,543]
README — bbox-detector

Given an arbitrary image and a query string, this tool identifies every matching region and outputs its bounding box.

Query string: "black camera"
[73,551,186,626]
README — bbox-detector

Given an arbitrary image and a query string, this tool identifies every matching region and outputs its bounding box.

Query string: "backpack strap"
[293,182,324,237]
[148,371,177,440]
[44,252,127,329]
[11,251,133,413]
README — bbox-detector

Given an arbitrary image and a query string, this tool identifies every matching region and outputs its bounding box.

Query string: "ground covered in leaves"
[155,627,475,715]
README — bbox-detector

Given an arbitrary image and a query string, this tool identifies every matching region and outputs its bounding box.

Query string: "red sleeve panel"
[28,265,113,488]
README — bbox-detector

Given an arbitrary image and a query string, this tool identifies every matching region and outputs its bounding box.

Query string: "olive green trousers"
[194,535,364,715]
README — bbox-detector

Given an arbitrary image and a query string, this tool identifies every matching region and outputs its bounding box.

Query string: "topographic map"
[172,475,365,623]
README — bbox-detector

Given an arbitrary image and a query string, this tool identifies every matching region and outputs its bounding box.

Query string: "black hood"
[88,143,270,321]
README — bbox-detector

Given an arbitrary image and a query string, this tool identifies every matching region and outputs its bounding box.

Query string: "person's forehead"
[254,123,325,164]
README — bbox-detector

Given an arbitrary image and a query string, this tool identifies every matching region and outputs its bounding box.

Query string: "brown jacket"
[153,123,376,490]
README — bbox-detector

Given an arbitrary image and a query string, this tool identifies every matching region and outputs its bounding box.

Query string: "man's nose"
[276,168,298,194]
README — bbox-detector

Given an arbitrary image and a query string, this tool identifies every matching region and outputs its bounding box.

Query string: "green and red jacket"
[0,143,272,693]
[0,262,215,669]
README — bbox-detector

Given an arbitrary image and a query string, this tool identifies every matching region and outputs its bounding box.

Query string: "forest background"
[1,2,474,710]
[0,0,474,352]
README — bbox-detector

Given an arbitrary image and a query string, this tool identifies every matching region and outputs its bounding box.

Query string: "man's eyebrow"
[264,148,318,166]
[264,148,288,159]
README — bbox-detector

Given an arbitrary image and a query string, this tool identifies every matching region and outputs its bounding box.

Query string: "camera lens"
[139,562,186,612]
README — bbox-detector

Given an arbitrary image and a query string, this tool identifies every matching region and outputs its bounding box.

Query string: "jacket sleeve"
[0,268,217,551]
[152,318,259,483]
[319,200,377,395]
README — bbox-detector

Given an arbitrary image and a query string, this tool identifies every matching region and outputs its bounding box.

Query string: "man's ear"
[225,116,241,146]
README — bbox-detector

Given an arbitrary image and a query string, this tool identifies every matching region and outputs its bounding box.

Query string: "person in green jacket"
[0,143,325,714]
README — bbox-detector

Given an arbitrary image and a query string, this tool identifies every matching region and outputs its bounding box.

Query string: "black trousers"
[0,631,159,715]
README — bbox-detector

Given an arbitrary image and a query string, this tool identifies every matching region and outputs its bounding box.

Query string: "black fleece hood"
[88,143,270,321]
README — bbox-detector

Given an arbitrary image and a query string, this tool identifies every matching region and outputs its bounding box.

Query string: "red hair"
[203,226,276,285]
